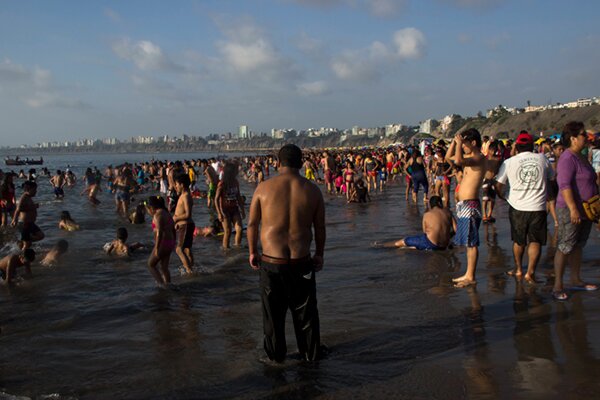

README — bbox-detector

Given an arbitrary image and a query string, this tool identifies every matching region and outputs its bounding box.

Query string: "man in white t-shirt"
[495,132,554,284]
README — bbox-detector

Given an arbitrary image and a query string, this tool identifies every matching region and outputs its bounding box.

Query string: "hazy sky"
[1,0,599,146]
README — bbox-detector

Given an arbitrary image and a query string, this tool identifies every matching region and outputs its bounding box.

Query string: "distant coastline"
[3,104,600,157]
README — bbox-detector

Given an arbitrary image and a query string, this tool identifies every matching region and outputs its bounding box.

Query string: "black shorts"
[176,221,195,249]
[509,206,547,246]
[547,180,559,201]
[21,222,41,242]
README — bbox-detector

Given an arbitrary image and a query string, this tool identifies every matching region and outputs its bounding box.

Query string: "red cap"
[516,132,533,145]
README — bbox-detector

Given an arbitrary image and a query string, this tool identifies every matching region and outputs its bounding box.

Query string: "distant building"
[385,124,404,137]
[419,119,439,134]
[577,98,593,107]
[239,125,249,139]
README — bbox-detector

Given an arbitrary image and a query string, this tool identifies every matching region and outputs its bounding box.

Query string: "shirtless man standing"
[247,144,325,363]
[12,181,45,249]
[173,173,195,274]
[322,151,336,194]
[50,170,65,200]
[481,141,502,222]
[445,129,486,287]
[382,196,455,250]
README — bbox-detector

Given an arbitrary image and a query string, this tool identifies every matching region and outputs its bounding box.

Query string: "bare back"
[251,171,324,259]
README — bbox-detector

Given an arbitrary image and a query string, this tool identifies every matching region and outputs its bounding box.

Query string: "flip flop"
[569,283,599,291]
[552,291,569,301]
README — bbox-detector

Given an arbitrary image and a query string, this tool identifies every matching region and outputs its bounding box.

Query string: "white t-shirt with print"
[495,151,554,211]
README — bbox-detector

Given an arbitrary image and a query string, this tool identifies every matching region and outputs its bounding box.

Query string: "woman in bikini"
[215,162,246,249]
[343,161,355,202]
[146,195,176,287]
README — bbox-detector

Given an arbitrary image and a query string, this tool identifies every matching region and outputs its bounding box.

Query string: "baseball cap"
[516,132,534,145]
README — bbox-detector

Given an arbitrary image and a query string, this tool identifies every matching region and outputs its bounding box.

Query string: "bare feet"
[524,275,538,285]
[452,275,477,288]
[506,269,522,278]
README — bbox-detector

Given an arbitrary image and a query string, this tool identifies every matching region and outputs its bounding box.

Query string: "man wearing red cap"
[495,132,554,284]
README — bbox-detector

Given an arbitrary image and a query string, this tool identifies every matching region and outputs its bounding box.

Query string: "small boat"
[4,157,44,166]
[5,157,25,166]
[25,157,44,165]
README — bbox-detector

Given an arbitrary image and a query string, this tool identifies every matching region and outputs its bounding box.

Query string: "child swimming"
[104,227,145,257]
[0,249,35,284]
[128,201,146,224]
[58,211,80,231]
[41,239,69,266]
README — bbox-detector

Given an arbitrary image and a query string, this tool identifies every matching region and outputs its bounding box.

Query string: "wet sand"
[1,155,600,399]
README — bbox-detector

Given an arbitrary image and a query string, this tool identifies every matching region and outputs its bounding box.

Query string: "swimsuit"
[404,233,445,250]
[259,254,320,362]
[454,199,482,247]
[21,222,41,242]
[177,221,195,249]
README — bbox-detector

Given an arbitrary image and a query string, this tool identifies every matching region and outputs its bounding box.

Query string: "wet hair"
[147,195,166,210]
[461,128,482,148]
[278,144,303,169]
[23,248,36,262]
[56,170,62,175]
[117,227,128,241]
[429,195,443,209]
[23,180,37,191]
[561,121,585,148]
[55,239,69,254]
[60,211,73,221]
[222,162,239,190]
[174,173,190,189]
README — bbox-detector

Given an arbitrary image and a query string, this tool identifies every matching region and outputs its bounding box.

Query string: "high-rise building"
[239,125,249,139]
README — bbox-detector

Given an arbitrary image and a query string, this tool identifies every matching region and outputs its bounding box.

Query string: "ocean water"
[1,153,600,399]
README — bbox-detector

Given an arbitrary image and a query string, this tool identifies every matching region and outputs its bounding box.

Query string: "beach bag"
[582,195,600,222]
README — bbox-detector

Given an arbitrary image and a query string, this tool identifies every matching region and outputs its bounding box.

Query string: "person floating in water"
[0,249,35,284]
[58,211,80,231]
[378,196,455,250]
[104,227,145,257]
[41,239,69,267]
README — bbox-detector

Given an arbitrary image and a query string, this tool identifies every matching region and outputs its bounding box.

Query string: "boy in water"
[173,174,195,274]
[380,196,455,250]
[0,249,35,284]
[105,227,144,257]
[445,129,486,287]
[481,141,502,223]
[12,181,45,249]
[41,239,69,266]
[49,170,66,200]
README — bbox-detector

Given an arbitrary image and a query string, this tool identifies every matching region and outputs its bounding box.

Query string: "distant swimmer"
[41,240,69,267]
[248,144,325,363]
[0,249,35,284]
[104,227,145,257]
[378,196,455,250]
[58,211,80,231]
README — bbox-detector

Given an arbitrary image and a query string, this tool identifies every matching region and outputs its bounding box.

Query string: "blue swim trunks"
[404,233,444,250]
[454,199,482,247]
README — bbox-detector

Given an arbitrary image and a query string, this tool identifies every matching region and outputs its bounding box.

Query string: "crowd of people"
[0,121,599,362]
